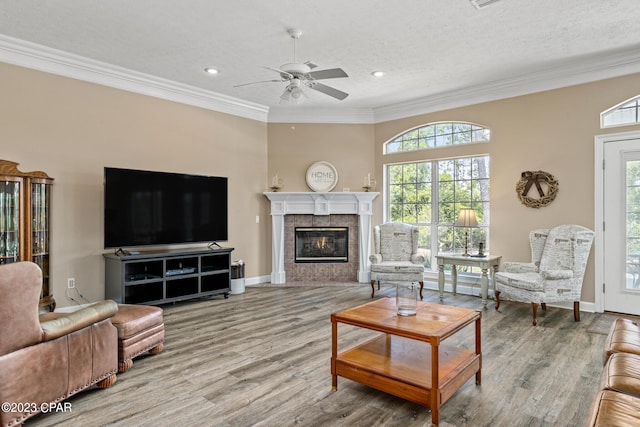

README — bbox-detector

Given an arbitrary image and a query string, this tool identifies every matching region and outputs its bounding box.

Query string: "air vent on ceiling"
[470,0,501,9]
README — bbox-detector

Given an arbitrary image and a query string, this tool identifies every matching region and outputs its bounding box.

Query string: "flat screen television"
[104,167,228,249]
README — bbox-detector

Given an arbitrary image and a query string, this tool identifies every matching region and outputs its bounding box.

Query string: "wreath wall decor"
[516,170,559,208]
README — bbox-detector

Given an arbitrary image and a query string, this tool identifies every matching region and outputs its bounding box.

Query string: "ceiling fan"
[234,29,349,104]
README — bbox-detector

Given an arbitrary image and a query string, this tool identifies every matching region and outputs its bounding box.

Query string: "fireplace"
[263,191,379,283]
[295,227,348,263]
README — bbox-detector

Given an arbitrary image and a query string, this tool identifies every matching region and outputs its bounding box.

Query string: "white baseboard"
[245,275,271,286]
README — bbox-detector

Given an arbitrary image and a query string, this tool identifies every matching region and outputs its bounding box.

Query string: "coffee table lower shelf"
[333,334,480,409]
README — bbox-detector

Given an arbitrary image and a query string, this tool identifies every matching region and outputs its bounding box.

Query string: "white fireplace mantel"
[263,192,379,284]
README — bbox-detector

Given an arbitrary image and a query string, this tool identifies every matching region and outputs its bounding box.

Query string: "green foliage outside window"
[387,156,490,272]
[385,122,490,154]
[626,160,640,260]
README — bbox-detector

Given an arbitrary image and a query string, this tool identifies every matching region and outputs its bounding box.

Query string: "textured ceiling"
[1,0,640,121]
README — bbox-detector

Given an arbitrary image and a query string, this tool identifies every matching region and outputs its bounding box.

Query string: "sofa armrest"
[502,262,538,273]
[541,269,574,280]
[40,300,118,342]
[369,254,382,264]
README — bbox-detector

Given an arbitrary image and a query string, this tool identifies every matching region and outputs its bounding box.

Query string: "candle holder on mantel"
[362,179,376,192]
[362,181,376,192]
[363,173,376,192]
[269,177,284,192]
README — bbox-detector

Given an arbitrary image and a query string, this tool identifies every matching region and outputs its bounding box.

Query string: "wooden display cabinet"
[0,160,54,311]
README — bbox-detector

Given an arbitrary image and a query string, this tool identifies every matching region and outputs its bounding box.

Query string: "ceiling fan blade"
[308,82,349,100]
[307,68,348,80]
[259,65,293,79]
[233,79,285,87]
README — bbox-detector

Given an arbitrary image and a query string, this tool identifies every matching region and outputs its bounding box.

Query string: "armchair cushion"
[370,261,425,274]
[502,262,538,273]
[495,271,544,292]
[541,269,574,280]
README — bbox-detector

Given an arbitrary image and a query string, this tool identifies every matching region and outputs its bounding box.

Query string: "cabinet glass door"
[0,180,21,265]
[31,181,51,297]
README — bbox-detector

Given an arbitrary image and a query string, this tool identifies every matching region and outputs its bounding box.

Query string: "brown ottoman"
[603,318,640,364]
[110,304,165,372]
[600,352,640,398]
[585,390,640,426]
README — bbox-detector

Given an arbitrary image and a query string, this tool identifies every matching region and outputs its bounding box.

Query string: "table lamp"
[454,208,478,256]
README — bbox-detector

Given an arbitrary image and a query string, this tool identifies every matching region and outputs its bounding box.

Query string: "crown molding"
[1,35,639,125]
[267,106,375,124]
[373,45,640,123]
[0,35,270,122]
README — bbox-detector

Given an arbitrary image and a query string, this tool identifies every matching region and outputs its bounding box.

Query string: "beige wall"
[267,123,375,192]
[1,63,269,308]
[4,59,640,308]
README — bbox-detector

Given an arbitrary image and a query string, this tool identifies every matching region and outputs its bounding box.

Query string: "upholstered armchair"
[0,262,119,427]
[494,224,594,326]
[369,222,425,298]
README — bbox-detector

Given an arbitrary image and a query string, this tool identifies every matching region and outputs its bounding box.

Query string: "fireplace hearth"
[295,227,348,263]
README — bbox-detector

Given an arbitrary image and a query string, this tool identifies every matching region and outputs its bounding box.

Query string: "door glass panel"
[626,159,640,290]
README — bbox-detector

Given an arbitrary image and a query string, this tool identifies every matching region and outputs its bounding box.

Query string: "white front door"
[602,134,640,315]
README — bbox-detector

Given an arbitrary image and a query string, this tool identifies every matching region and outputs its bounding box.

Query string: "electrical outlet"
[256,215,260,224]
[67,278,75,288]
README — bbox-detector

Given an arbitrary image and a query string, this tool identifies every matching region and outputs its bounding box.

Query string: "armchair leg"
[419,281,424,300]
[370,280,376,298]
[494,290,501,311]
[541,303,547,310]
[531,303,539,326]
[574,301,580,322]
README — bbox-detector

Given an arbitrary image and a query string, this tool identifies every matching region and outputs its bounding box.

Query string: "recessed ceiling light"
[204,67,220,75]
[371,71,385,77]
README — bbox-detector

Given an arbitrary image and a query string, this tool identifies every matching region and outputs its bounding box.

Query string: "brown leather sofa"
[585,317,640,426]
[0,262,119,427]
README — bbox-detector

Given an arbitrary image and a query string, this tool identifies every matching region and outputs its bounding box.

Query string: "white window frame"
[601,95,640,128]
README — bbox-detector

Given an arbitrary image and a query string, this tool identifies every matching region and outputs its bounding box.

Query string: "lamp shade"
[454,208,478,228]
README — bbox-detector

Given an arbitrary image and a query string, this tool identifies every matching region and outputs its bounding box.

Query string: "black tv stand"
[104,247,234,305]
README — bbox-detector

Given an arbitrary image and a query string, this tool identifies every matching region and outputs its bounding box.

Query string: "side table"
[436,254,501,309]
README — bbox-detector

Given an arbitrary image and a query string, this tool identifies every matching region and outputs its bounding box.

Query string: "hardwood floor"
[28,284,613,427]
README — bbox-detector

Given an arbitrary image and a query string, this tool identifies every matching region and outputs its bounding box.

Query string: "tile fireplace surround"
[263,192,379,284]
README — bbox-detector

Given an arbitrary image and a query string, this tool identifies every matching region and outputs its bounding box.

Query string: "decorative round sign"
[306,161,338,192]
[516,170,559,208]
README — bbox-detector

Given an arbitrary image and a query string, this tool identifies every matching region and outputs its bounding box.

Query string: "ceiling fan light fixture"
[280,90,291,103]
[290,87,304,104]
[236,28,349,104]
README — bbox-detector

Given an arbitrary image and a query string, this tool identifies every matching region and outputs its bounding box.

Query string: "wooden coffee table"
[331,298,481,427]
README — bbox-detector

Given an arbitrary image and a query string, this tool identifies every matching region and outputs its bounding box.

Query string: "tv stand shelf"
[104,247,234,305]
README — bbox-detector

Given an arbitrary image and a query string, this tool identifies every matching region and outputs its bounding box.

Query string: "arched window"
[383,121,491,273]
[601,95,640,128]
[384,122,490,154]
